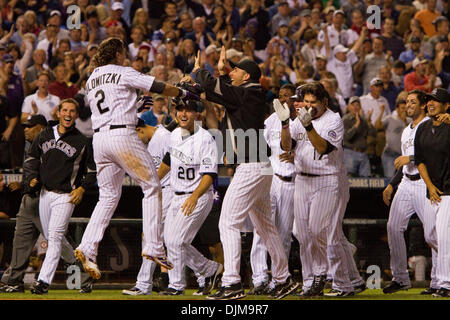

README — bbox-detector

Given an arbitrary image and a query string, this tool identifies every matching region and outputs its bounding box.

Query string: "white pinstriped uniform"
[135,126,172,293]
[37,126,86,285]
[77,65,164,261]
[164,126,220,291]
[291,110,353,292]
[387,117,438,288]
[250,114,295,287]
[220,159,290,287]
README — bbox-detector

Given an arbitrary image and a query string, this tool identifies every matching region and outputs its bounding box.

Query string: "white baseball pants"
[294,174,340,290]
[38,189,75,285]
[386,178,437,287]
[250,175,295,286]
[77,129,164,261]
[424,196,450,290]
[136,186,172,292]
[219,162,290,287]
[164,191,219,291]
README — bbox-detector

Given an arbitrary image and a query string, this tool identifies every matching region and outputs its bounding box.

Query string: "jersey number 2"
[178,167,195,180]
[95,90,109,114]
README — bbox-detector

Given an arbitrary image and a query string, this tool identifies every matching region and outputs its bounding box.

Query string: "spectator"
[48,64,79,100]
[225,48,243,65]
[404,57,435,92]
[391,60,406,89]
[320,77,345,115]
[177,12,194,39]
[241,37,262,64]
[166,52,183,85]
[342,96,376,177]
[184,0,216,22]
[360,77,391,176]
[0,86,14,169]
[425,59,442,88]
[270,1,299,36]
[10,35,34,77]
[267,21,294,66]
[317,9,348,55]
[128,26,149,61]
[429,16,449,58]
[241,0,271,61]
[300,29,319,67]
[140,94,169,126]
[342,0,366,27]
[36,23,59,67]
[102,2,130,42]
[24,10,41,37]
[379,66,402,112]
[354,36,394,94]
[151,15,176,50]
[375,99,408,178]
[184,17,215,52]
[380,17,406,61]
[414,0,441,38]
[21,71,60,123]
[399,36,431,71]
[9,15,29,47]
[381,0,400,25]
[37,10,69,42]
[149,65,169,82]
[68,28,88,55]
[1,53,24,169]
[204,44,220,76]
[222,0,241,35]
[346,9,380,47]
[24,49,49,95]
[49,38,71,69]
[84,6,107,45]
[313,54,328,80]
[132,8,153,39]
[63,53,80,85]
[325,28,366,101]
[208,4,230,35]
[289,61,314,85]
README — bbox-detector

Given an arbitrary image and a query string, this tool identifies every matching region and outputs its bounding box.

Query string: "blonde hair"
[178,39,195,57]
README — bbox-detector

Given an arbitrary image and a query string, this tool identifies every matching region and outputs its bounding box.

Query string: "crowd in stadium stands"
[0,0,448,180]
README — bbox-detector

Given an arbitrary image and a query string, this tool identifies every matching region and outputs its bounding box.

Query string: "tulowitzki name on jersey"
[85,72,122,94]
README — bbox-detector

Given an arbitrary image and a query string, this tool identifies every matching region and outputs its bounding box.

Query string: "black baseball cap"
[137,117,146,128]
[425,88,450,103]
[228,59,261,82]
[175,99,204,113]
[23,115,47,127]
[410,36,421,43]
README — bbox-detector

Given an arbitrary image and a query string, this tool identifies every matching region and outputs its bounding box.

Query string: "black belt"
[300,172,322,177]
[275,174,294,182]
[405,173,421,181]
[94,124,129,133]
[175,191,193,195]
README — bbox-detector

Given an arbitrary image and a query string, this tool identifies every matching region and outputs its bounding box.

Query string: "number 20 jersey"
[168,126,218,193]
[85,64,155,130]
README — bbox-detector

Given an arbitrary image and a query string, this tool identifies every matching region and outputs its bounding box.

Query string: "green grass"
[0,288,447,300]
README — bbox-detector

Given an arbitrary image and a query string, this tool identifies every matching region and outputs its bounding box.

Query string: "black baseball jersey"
[414,119,450,198]
[24,121,97,193]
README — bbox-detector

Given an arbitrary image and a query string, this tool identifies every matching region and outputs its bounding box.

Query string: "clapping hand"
[273,99,290,122]
[297,107,313,128]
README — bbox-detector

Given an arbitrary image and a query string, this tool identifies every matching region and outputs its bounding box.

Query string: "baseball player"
[276,82,354,296]
[24,99,97,294]
[194,47,299,300]
[157,99,223,295]
[122,116,172,295]
[74,37,199,280]
[414,88,450,297]
[248,84,297,295]
[0,115,92,294]
[382,89,437,294]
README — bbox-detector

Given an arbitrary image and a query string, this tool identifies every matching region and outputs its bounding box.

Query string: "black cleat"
[295,289,316,297]
[325,289,355,297]
[30,280,49,295]
[206,283,246,300]
[79,282,93,294]
[0,284,25,293]
[203,264,223,295]
[247,282,269,295]
[193,287,205,296]
[159,287,184,295]
[433,288,450,297]
[310,275,327,296]
[421,287,438,295]
[354,283,367,294]
[269,277,300,300]
[382,281,411,294]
